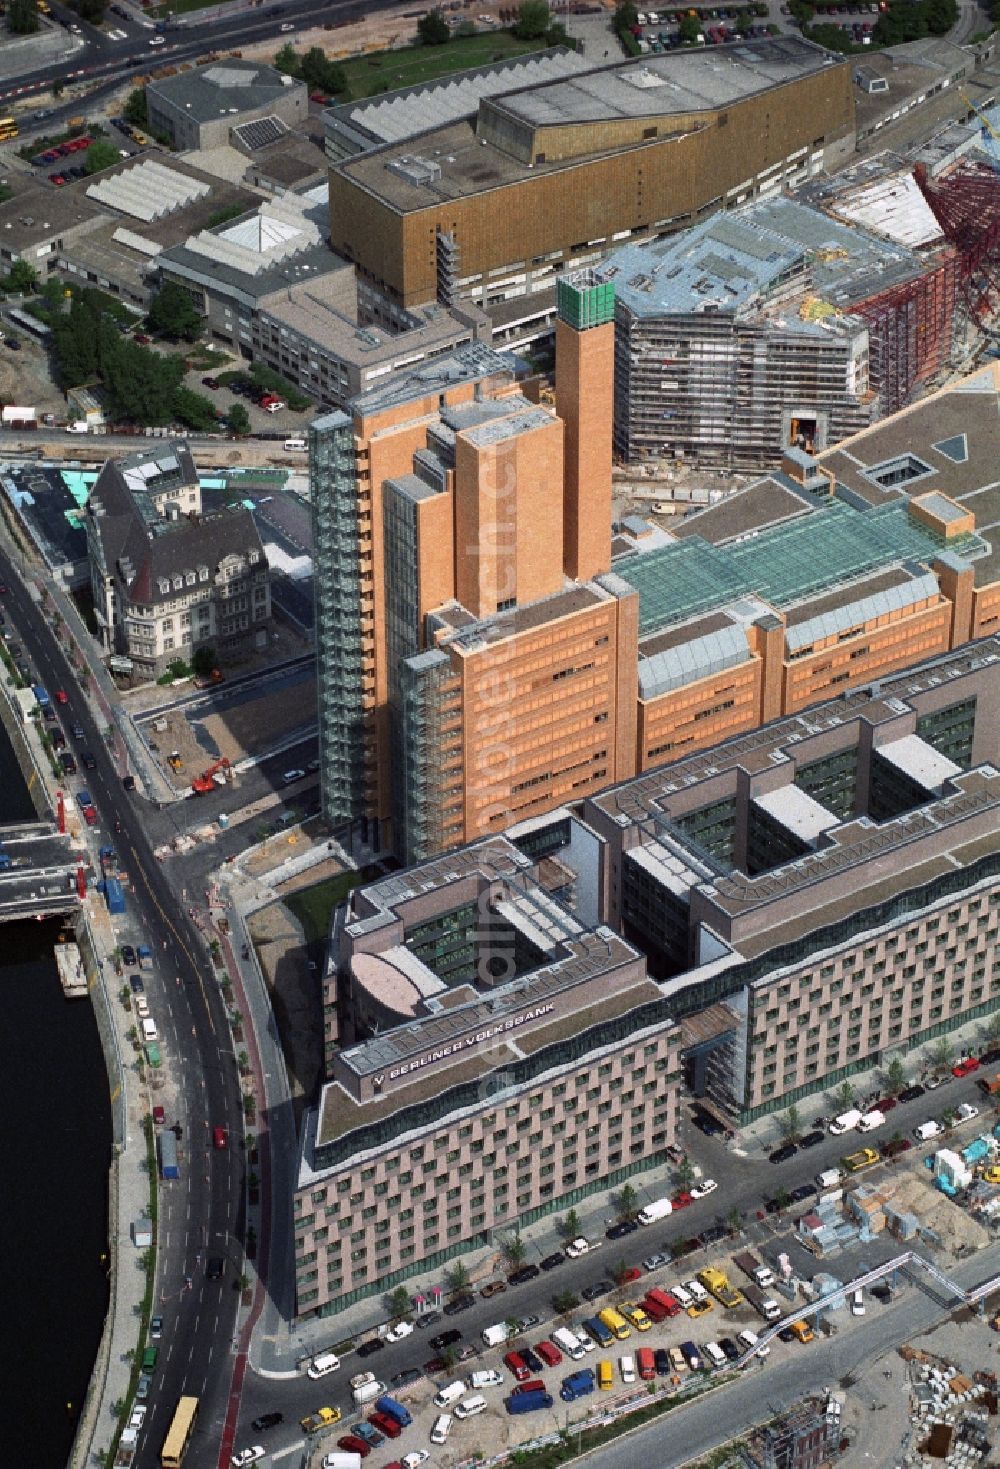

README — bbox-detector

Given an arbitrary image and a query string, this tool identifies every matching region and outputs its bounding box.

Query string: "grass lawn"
[336,32,549,101]
[285,870,364,948]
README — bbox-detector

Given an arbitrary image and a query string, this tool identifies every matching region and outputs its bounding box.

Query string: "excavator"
[191,756,231,795]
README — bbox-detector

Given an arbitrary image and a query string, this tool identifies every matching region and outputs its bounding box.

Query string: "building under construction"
[741,1403,843,1469]
[598,196,917,469]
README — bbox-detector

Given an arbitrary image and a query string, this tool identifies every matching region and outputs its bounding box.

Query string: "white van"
[454,1394,487,1419]
[433,1381,466,1410]
[704,1341,727,1369]
[851,1289,865,1317]
[738,1328,769,1359]
[482,1322,513,1348]
[551,1327,586,1361]
[671,1283,694,1310]
[816,1168,842,1191]
[914,1119,944,1142]
[829,1109,863,1136]
[619,1355,636,1384]
[857,1110,885,1133]
[430,1413,453,1444]
[141,1017,158,1042]
[134,995,150,1020]
[283,437,307,452]
[468,1369,504,1389]
[307,1351,341,1379]
[684,1279,709,1305]
[573,1328,596,1355]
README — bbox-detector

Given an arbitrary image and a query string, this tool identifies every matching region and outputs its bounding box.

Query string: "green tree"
[147,281,203,342]
[191,645,217,678]
[616,1183,639,1220]
[52,79,64,99]
[553,1289,579,1316]
[300,46,346,94]
[833,1080,856,1111]
[84,140,121,176]
[927,1037,954,1075]
[123,88,148,127]
[778,1104,802,1143]
[273,41,301,75]
[725,1205,744,1236]
[41,278,68,315]
[417,8,451,43]
[984,1011,1000,1043]
[558,1208,581,1241]
[675,1155,695,1191]
[8,261,38,293]
[513,0,551,37]
[884,1055,907,1096]
[615,0,639,28]
[227,402,251,437]
[679,13,703,40]
[171,386,217,432]
[444,1260,470,1297]
[773,1186,791,1212]
[388,1285,411,1318]
[9,0,40,33]
[612,1257,631,1287]
[501,1232,527,1269]
[72,0,107,21]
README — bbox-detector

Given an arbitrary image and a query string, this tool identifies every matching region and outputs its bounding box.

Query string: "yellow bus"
[0,118,18,142]
[161,1396,198,1469]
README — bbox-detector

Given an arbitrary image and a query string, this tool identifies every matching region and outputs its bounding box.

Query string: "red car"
[310,90,328,102]
[953,1057,981,1077]
[620,1266,643,1283]
[504,1351,530,1382]
[369,1411,401,1438]
[512,1378,546,1395]
[134,332,152,344]
[337,1437,370,1459]
[535,1340,561,1367]
[872,1096,897,1111]
[672,1191,694,1209]
[152,1105,165,1124]
[83,805,97,826]
[55,689,68,704]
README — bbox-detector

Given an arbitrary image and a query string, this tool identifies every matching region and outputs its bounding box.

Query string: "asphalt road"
[0,0,378,111]
[0,546,246,1469]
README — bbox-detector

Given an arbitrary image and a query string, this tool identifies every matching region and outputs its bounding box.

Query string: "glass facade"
[794,746,858,820]
[397,651,463,866]
[675,798,737,867]
[310,412,371,830]
[621,854,691,978]
[405,904,479,986]
[917,697,976,769]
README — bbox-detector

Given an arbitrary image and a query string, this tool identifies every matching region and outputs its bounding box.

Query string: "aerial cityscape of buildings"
[3,2,1000,1467]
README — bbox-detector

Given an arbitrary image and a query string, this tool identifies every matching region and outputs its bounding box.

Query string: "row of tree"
[273,42,347,96]
[793,0,956,49]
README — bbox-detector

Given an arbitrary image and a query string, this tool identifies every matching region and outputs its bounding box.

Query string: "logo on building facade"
[382,1002,556,1083]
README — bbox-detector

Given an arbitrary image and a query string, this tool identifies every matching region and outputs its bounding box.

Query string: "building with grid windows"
[296,635,1000,1316]
[295,834,680,1318]
[311,319,1000,862]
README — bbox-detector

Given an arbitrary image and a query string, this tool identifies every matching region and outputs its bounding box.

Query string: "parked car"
[952,1056,981,1078]
[121,944,137,966]
[356,1338,385,1358]
[480,1281,507,1299]
[443,1294,475,1315]
[429,1329,462,1351]
[508,1264,540,1285]
[582,1280,612,1302]
[606,1219,639,1239]
[540,1252,565,1272]
[799,1130,825,1149]
[769,1143,797,1164]
[690,1179,717,1200]
[415,1310,441,1330]
[898,1083,926,1103]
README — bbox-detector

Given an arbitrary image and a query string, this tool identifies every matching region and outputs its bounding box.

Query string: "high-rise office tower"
[311,276,637,861]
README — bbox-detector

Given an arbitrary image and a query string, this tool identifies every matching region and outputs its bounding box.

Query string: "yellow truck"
[597,1308,631,1341]
[697,1266,744,1310]
[841,1146,880,1174]
[300,1406,341,1434]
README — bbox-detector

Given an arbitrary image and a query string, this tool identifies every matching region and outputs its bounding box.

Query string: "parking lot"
[283,1228,907,1469]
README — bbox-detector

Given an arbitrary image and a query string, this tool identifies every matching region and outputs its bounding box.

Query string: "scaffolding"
[742,1404,841,1469]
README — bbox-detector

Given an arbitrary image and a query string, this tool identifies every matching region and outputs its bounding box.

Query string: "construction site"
[599,105,1000,472]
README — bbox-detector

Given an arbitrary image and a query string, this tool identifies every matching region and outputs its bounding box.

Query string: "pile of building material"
[797,1198,860,1255]
[845,1181,920,1241]
[902,1356,997,1469]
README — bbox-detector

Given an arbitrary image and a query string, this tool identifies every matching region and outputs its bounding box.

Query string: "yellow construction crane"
[961,90,1000,146]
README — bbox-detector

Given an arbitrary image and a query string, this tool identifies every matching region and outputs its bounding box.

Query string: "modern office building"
[311,295,1000,862]
[295,833,680,1318]
[296,634,1000,1317]
[85,443,271,675]
[328,38,856,310]
[584,633,1000,1120]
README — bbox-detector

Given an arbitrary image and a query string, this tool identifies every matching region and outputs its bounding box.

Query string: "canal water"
[0,727,111,1463]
